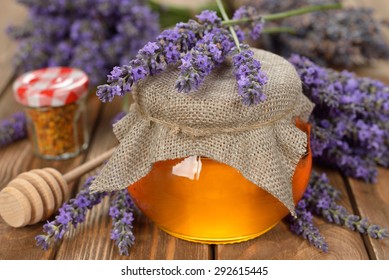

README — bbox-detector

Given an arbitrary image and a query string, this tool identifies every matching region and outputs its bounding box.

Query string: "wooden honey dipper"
[0,147,115,228]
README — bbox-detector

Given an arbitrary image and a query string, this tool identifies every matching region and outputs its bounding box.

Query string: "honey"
[128,120,311,244]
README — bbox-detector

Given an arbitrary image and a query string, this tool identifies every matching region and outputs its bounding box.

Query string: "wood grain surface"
[0,0,388,260]
[216,169,370,260]
[347,168,389,260]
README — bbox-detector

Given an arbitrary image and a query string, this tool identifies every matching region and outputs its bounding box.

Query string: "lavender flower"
[232,5,264,41]
[0,112,27,148]
[289,54,389,182]
[232,45,268,105]
[9,0,159,86]
[196,10,221,25]
[97,9,270,106]
[36,115,137,254]
[97,18,206,101]
[176,26,235,93]
[305,172,388,239]
[287,171,388,251]
[288,200,328,252]
[35,176,108,250]
[109,190,136,256]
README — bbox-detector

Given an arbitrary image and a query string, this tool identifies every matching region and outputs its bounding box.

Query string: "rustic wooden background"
[0,0,388,260]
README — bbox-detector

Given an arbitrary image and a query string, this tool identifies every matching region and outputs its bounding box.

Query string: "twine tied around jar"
[132,96,299,138]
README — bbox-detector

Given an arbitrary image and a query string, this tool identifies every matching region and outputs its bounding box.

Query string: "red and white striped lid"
[13,67,89,108]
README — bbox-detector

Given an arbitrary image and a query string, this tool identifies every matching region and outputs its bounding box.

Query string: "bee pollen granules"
[13,67,89,160]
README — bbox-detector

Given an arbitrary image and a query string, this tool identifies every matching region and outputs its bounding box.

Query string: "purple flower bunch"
[109,190,136,256]
[281,6,389,67]
[97,18,202,102]
[287,171,388,251]
[8,0,159,86]
[236,0,389,68]
[304,173,388,239]
[0,111,27,148]
[35,176,108,250]
[289,54,389,183]
[36,112,136,255]
[97,9,269,106]
[35,175,137,255]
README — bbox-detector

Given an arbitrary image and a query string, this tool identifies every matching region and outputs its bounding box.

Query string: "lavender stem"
[216,0,241,51]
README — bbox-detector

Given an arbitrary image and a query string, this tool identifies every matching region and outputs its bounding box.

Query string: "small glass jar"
[13,67,89,160]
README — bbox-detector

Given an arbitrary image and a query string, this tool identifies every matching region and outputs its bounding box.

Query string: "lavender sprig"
[36,113,135,254]
[109,190,136,256]
[97,10,238,101]
[35,176,108,250]
[0,112,28,148]
[176,24,235,93]
[287,171,388,252]
[288,200,328,252]
[305,172,389,239]
[99,8,267,105]
[97,19,204,102]
[232,45,268,105]
[290,54,389,182]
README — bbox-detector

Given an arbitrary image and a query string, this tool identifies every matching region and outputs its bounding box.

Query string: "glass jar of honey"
[13,67,89,160]
[128,119,312,244]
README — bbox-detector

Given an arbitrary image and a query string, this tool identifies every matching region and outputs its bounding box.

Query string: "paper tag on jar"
[172,156,202,180]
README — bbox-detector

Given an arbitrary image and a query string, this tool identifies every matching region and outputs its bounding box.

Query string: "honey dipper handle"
[63,147,116,183]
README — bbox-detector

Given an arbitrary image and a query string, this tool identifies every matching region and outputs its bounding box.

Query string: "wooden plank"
[347,168,389,260]
[0,222,56,260]
[0,84,102,259]
[56,199,211,260]
[216,168,370,259]
[0,1,27,95]
[55,98,210,260]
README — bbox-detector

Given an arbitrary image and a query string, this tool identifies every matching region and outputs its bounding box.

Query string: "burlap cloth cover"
[90,48,314,215]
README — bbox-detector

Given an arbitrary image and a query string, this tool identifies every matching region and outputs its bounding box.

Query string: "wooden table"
[0,0,388,260]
